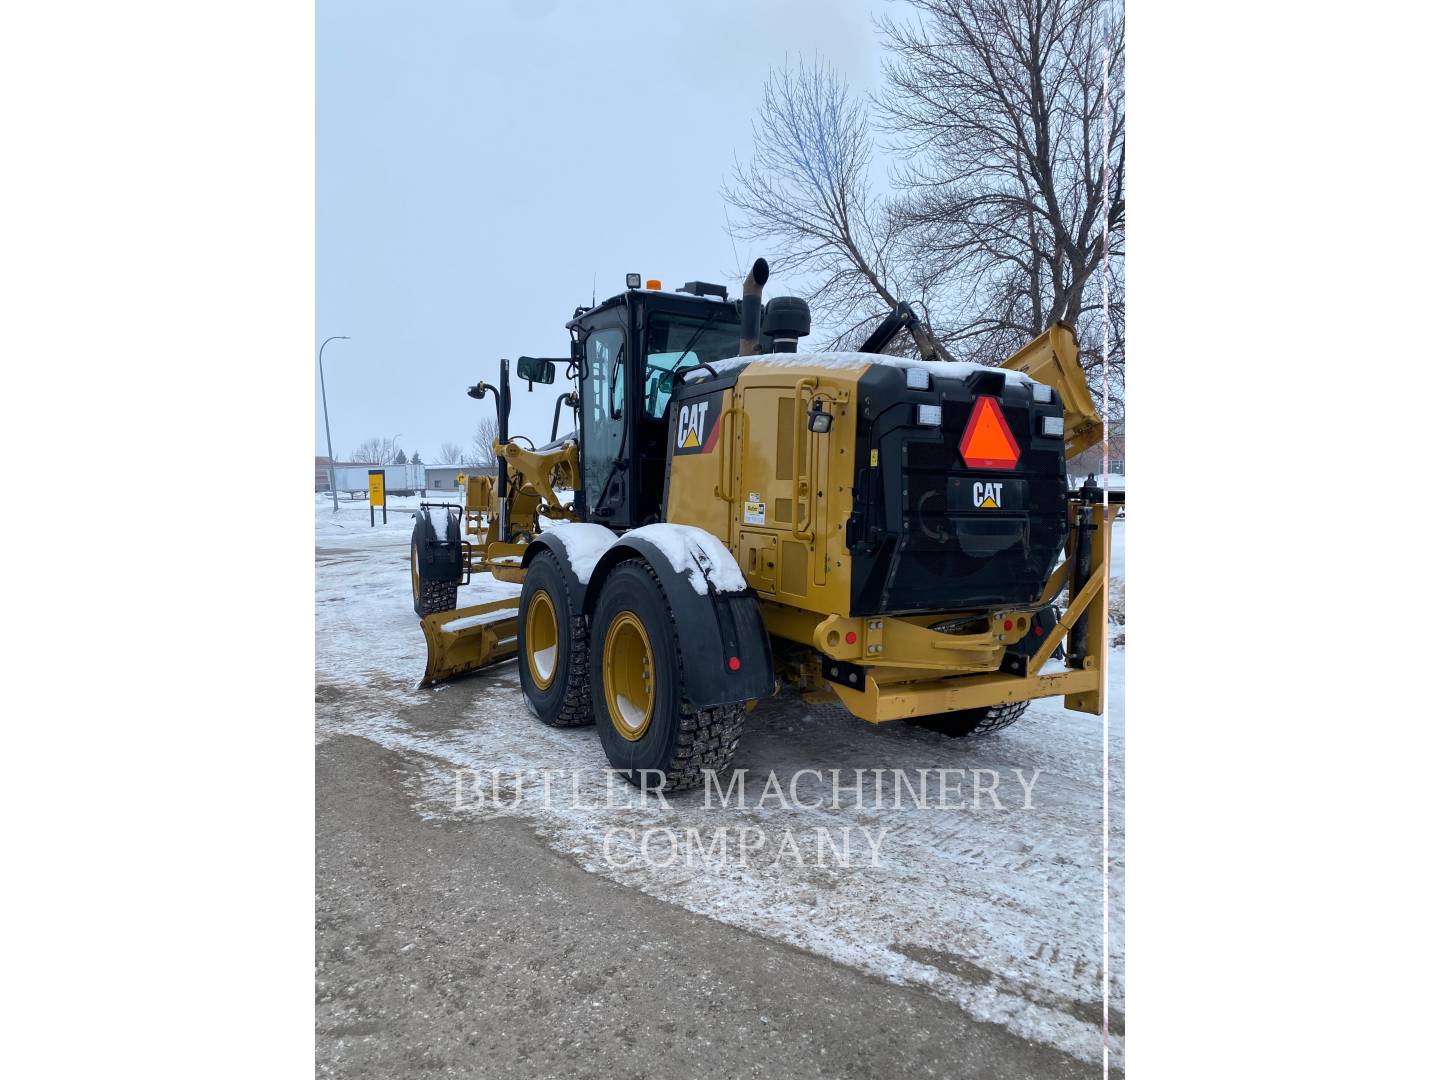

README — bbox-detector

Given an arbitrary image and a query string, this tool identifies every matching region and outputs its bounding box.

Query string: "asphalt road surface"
[317,734,1105,1079]
[316,496,1124,1077]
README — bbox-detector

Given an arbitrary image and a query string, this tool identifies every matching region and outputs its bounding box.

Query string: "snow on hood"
[684,350,1034,387]
[625,523,748,596]
[538,521,619,584]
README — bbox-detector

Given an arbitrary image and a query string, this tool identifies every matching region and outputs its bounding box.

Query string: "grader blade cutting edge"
[418,597,521,689]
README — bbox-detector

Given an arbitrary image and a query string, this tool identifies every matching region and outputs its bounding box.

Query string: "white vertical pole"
[1100,11,1113,1077]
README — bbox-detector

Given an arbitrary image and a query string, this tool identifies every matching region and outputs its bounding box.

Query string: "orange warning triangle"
[959,396,1020,470]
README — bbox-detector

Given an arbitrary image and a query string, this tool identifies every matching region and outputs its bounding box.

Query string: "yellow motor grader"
[411,260,1117,790]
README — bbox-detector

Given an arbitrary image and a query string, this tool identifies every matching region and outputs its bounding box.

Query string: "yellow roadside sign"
[368,470,385,507]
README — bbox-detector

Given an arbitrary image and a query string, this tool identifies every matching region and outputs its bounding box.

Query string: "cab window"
[643,313,742,419]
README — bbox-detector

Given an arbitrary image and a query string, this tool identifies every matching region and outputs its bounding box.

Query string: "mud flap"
[418,597,521,688]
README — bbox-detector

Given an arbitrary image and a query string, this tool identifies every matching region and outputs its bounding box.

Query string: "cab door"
[579,323,630,524]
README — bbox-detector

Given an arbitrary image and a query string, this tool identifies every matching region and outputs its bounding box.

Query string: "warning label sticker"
[743,496,766,526]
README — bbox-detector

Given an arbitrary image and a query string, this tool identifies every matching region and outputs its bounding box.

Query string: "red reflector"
[727,656,741,671]
[845,631,857,645]
[958,395,1020,470]
[1003,619,1013,631]
[1034,623,1043,637]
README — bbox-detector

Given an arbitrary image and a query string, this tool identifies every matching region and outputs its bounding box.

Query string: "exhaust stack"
[738,257,769,356]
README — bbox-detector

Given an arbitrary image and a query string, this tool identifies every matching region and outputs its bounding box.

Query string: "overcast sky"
[317,0,886,463]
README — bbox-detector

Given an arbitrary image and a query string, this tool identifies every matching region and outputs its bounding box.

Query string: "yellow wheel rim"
[603,611,655,741]
[525,589,559,690]
[410,542,421,604]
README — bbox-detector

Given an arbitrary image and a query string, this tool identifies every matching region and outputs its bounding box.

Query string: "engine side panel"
[665,361,862,623]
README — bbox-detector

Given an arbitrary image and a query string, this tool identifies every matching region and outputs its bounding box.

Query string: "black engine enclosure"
[845,364,1067,616]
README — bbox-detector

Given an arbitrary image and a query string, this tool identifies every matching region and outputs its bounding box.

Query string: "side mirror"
[517,356,556,387]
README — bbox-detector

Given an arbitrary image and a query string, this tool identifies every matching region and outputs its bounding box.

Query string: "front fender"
[412,507,463,584]
[521,531,593,613]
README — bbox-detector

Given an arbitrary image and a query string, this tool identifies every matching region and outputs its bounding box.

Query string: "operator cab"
[564,278,756,528]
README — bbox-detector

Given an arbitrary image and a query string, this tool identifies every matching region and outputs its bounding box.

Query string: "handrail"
[714,404,739,502]
[791,378,818,541]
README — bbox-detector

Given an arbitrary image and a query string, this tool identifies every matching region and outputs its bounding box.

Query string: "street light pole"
[318,335,350,513]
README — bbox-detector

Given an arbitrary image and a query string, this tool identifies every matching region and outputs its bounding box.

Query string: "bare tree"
[723,58,947,354]
[438,441,464,465]
[462,417,499,470]
[350,435,401,465]
[875,0,1124,375]
[723,1,1124,397]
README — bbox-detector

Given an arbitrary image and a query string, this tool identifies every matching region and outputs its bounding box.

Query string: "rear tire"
[592,560,746,791]
[517,549,592,727]
[908,700,1030,738]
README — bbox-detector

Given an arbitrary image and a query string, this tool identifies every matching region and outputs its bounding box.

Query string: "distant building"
[319,457,498,493]
[1068,437,1124,480]
[315,456,375,492]
[423,463,496,491]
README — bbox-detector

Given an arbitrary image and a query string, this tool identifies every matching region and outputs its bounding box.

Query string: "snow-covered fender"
[519,529,596,612]
[412,508,462,583]
[582,525,775,708]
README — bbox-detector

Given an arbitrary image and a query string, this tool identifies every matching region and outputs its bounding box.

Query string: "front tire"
[908,700,1030,738]
[517,549,592,727]
[592,560,746,791]
[411,539,458,616]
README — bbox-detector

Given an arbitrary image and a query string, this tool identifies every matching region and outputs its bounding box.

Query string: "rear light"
[915,403,942,427]
[727,656,741,671]
[905,367,930,390]
[1040,415,1065,438]
[1032,383,1054,404]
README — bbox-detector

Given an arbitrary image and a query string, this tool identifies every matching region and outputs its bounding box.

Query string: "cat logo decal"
[673,394,722,455]
[973,481,1003,509]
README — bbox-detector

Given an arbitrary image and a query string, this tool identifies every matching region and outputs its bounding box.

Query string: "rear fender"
[584,536,775,708]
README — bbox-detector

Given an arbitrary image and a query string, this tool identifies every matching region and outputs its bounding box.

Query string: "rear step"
[418,597,521,688]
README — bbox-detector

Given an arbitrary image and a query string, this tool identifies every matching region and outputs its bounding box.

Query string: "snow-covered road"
[316,495,1125,1066]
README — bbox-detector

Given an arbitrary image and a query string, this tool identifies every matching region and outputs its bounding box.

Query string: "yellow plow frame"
[418,597,521,689]
[416,435,579,688]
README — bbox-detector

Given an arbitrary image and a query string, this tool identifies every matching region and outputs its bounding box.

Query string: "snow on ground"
[315,492,1126,1066]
